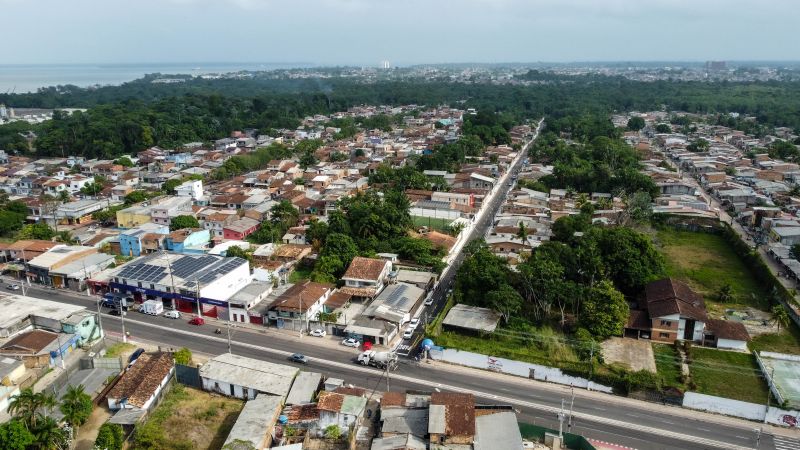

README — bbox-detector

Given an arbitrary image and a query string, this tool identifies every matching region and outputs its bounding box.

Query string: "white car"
[424,296,434,306]
[6,284,20,291]
[403,328,414,340]
[408,318,420,328]
[310,329,326,337]
[163,310,181,319]
[341,338,360,347]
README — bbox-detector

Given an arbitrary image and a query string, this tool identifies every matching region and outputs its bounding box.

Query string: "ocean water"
[0,62,310,93]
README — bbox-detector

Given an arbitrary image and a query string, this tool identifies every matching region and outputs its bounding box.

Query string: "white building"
[199,353,298,400]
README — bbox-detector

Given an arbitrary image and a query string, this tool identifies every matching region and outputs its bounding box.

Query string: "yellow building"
[116,204,154,229]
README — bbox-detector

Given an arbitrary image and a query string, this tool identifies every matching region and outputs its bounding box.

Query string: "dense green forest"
[2,74,800,158]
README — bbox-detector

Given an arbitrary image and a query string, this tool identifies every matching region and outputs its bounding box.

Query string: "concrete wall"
[683,391,799,428]
[200,377,257,400]
[428,347,613,393]
[717,338,747,351]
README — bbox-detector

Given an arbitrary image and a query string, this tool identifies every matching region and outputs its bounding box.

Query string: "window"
[230,384,235,396]
[659,332,670,338]
[660,320,671,326]
[137,282,142,288]
[150,284,155,290]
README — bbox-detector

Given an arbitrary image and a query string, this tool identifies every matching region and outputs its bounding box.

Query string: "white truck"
[357,350,398,370]
[141,300,164,316]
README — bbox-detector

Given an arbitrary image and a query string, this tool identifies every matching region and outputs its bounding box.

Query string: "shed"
[285,371,321,406]
[199,353,298,400]
[474,411,524,450]
[442,304,501,334]
[223,395,283,449]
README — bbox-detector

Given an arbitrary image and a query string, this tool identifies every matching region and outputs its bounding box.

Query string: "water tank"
[421,338,434,350]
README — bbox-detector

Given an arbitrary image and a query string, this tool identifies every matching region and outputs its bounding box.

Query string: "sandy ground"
[74,406,112,450]
[601,337,657,373]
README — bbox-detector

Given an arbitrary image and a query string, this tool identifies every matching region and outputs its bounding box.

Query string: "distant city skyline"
[2,0,798,65]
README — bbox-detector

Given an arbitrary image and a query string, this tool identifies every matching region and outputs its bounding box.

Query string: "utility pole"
[95,296,106,345]
[227,321,232,354]
[558,398,565,440]
[298,291,303,337]
[764,367,774,424]
[385,362,390,391]
[121,304,128,343]
[165,252,177,310]
[568,385,575,432]
[194,278,203,318]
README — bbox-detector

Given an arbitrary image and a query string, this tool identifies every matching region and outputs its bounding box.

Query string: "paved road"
[9,280,791,450]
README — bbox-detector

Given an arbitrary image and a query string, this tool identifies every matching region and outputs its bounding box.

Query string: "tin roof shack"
[428,392,475,446]
[316,391,367,437]
[223,395,284,450]
[285,371,322,406]
[441,304,501,335]
[370,434,427,450]
[107,352,174,411]
[473,411,524,450]
[199,353,298,400]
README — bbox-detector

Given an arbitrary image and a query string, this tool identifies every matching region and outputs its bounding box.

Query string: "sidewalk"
[418,357,800,439]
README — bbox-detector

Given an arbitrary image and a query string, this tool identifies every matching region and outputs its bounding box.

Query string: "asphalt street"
[8,280,792,450]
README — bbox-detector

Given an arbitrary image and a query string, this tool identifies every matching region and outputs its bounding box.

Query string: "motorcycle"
[214,328,222,335]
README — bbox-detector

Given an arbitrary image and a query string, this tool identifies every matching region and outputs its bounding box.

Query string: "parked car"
[424,295,434,306]
[341,338,360,347]
[108,309,126,316]
[6,284,20,291]
[128,348,145,364]
[188,317,205,326]
[288,353,309,364]
[408,318,420,328]
[403,328,414,340]
[163,310,181,319]
[310,329,326,337]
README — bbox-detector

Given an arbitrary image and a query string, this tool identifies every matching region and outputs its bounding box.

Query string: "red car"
[188,317,205,326]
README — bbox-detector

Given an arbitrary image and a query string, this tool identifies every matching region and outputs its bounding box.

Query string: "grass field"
[750,326,800,354]
[133,384,243,450]
[689,347,771,404]
[652,343,683,389]
[655,229,771,313]
[288,266,313,283]
[104,342,135,358]
[412,215,452,232]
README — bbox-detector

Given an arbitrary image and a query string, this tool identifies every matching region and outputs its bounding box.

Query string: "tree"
[59,384,93,429]
[174,347,193,365]
[298,150,317,169]
[222,439,257,450]
[516,221,529,250]
[56,230,78,244]
[0,419,35,450]
[8,388,57,430]
[170,215,200,231]
[655,123,671,133]
[225,245,251,263]
[791,243,800,262]
[621,191,653,225]
[124,190,148,205]
[114,156,134,167]
[716,284,734,303]
[318,233,359,277]
[270,200,299,234]
[591,227,665,296]
[94,423,124,450]
[58,190,71,203]
[771,305,791,330]
[485,283,523,324]
[0,210,25,237]
[162,178,182,195]
[627,117,646,131]
[551,214,591,242]
[324,425,342,440]
[580,281,629,339]
[32,416,68,450]
[80,181,103,197]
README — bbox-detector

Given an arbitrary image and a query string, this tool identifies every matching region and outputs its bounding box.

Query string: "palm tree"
[771,305,791,330]
[517,221,529,251]
[32,416,67,450]
[55,231,78,245]
[8,389,57,429]
[59,385,93,431]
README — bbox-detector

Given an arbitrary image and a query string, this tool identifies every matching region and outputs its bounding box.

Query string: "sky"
[1,0,798,65]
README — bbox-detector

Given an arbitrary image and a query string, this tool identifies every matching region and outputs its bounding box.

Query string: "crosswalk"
[774,435,800,450]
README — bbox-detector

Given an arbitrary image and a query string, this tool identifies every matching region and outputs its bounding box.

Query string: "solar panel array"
[116,263,166,283]
[384,284,412,308]
[196,257,246,284]
[171,255,219,279]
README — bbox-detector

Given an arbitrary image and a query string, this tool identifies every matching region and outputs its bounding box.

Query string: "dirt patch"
[74,407,112,450]
[723,307,779,337]
[601,337,657,373]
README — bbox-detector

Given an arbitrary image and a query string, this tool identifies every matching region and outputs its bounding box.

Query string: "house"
[473,411,524,450]
[223,217,260,240]
[119,223,170,257]
[339,257,392,299]
[164,228,210,254]
[0,330,79,368]
[107,352,174,411]
[174,179,204,200]
[364,282,425,326]
[0,240,57,263]
[625,278,707,343]
[266,280,334,331]
[704,319,750,351]
[285,371,322,406]
[316,391,367,437]
[52,199,110,225]
[222,395,284,450]
[428,392,475,446]
[199,353,298,400]
[26,245,98,286]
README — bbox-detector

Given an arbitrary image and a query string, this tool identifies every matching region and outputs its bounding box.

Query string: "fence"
[428,347,613,393]
[518,423,597,450]
[754,351,785,407]
[174,363,201,389]
[683,392,799,428]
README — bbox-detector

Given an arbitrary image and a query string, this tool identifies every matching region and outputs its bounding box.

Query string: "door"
[684,319,695,341]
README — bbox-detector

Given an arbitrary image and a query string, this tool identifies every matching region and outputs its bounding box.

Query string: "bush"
[624,369,662,394]
[173,347,192,365]
[95,423,124,450]
[324,425,342,440]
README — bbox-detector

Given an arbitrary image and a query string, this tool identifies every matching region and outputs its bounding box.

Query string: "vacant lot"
[689,347,771,404]
[602,337,656,373]
[655,229,770,314]
[133,384,243,450]
[412,215,452,232]
[652,343,683,389]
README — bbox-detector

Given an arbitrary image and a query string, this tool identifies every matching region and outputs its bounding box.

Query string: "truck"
[357,350,398,370]
[140,300,164,316]
[102,294,132,310]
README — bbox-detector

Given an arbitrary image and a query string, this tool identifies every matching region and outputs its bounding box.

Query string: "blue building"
[165,228,211,254]
[119,223,170,257]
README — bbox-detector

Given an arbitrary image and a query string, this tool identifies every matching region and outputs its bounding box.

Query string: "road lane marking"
[119,316,755,450]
